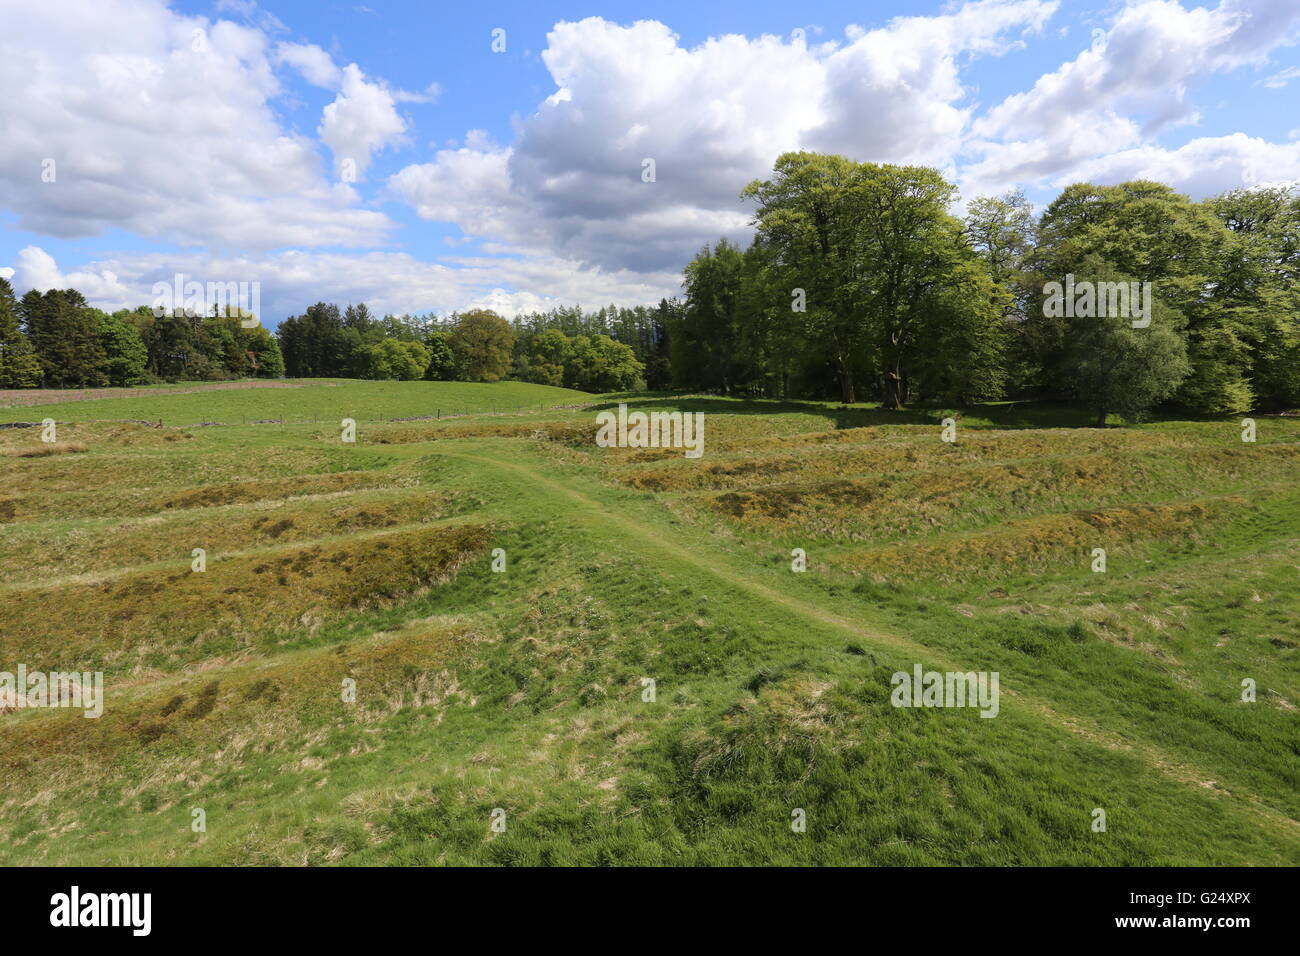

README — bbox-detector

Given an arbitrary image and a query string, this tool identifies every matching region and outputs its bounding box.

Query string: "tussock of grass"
[1,441,88,458]
[0,422,194,450]
[0,443,398,521]
[363,419,597,446]
[833,497,1246,582]
[685,674,837,781]
[157,470,405,511]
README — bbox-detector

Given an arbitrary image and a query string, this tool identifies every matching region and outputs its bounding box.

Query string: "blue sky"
[1,0,1298,327]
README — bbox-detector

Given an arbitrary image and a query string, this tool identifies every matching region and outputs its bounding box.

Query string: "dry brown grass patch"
[834,497,1245,580]
[1,441,88,458]
[0,522,493,675]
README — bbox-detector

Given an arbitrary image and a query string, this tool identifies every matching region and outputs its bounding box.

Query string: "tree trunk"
[882,370,903,410]
[838,365,855,404]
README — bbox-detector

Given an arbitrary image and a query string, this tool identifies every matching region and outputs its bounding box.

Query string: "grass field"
[1,383,1297,865]
[0,378,589,424]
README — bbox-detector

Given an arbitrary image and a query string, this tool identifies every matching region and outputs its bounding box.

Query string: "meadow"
[0,378,585,424]
[0,381,1296,865]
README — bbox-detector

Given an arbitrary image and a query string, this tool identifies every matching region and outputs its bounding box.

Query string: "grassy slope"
[0,390,1296,865]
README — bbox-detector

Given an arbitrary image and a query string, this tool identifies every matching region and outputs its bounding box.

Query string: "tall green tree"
[423,329,456,381]
[362,338,429,380]
[1204,185,1300,409]
[678,239,746,393]
[450,310,514,382]
[743,152,867,403]
[1031,180,1241,412]
[277,302,348,377]
[518,328,569,386]
[20,288,108,387]
[745,154,989,407]
[908,259,1009,404]
[96,310,148,386]
[965,190,1038,392]
[1049,259,1189,424]
[0,278,42,388]
[851,163,968,408]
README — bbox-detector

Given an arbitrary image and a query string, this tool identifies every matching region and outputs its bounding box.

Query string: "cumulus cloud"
[389,136,533,244]
[2,246,682,323]
[1060,133,1300,196]
[274,41,342,88]
[318,64,412,180]
[391,2,1057,272]
[964,0,1300,189]
[272,43,436,180]
[270,42,438,182]
[10,245,135,310]
[807,0,1058,164]
[0,0,391,249]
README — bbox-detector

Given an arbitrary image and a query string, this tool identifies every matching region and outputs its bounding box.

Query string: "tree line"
[0,282,654,393]
[275,304,647,391]
[4,153,1295,420]
[673,153,1300,422]
[0,282,284,388]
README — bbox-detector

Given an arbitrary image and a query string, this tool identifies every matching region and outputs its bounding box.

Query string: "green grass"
[0,378,591,425]
[0,386,1296,865]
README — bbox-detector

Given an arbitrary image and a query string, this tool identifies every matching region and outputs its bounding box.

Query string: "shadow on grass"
[592,393,1243,431]
[592,394,1106,429]
[592,393,934,427]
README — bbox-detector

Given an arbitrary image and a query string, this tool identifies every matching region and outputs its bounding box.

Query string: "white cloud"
[1262,65,1300,87]
[318,63,411,180]
[274,41,342,88]
[2,246,682,322]
[391,3,1057,272]
[11,245,134,310]
[807,0,1058,164]
[964,0,1300,189]
[0,0,391,250]
[389,139,533,243]
[1060,133,1300,197]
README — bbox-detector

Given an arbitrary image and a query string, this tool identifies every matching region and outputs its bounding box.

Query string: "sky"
[1,0,1298,328]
